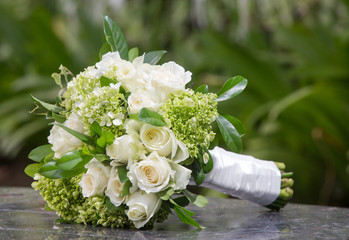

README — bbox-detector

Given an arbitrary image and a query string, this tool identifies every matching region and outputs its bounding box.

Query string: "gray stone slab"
[0,187,348,239]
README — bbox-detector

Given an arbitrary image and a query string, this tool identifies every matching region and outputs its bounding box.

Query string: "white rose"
[140,124,172,156]
[139,124,189,163]
[79,159,111,197]
[171,163,192,190]
[48,113,84,159]
[106,135,145,167]
[117,60,136,80]
[128,152,175,193]
[105,167,125,207]
[96,51,122,70]
[150,61,192,99]
[127,91,162,114]
[125,191,161,229]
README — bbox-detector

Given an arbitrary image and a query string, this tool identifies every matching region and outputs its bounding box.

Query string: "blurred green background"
[0,0,348,207]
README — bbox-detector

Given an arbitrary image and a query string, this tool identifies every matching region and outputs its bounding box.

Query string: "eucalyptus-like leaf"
[56,151,92,170]
[24,163,41,177]
[100,76,118,87]
[217,76,247,102]
[51,123,95,147]
[28,144,53,162]
[158,188,175,201]
[195,84,209,94]
[144,50,166,65]
[169,198,203,229]
[99,42,111,60]
[128,47,139,62]
[97,131,115,148]
[117,166,129,183]
[138,108,166,126]
[31,95,64,113]
[120,179,132,197]
[216,114,243,153]
[219,113,245,136]
[182,190,208,208]
[103,15,128,60]
[38,161,86,179]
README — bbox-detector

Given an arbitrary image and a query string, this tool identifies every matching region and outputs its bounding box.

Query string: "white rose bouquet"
[25,16,294,229]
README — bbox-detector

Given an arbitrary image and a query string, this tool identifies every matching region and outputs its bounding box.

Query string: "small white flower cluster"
[48,51,194,228]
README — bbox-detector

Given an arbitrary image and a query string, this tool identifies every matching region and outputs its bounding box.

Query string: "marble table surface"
[0,187,348,240]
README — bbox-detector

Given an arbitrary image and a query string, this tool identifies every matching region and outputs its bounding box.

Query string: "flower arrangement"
[25,16,293,229]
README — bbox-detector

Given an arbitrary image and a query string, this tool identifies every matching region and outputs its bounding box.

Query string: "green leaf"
[128,47,139,62]
[55,218,74,224]
[52,112,66,123]
[158,188,175,201]
[99,42,111,60]
[38,161,86,179]
[120,180,132,197]
[217,76,247,102]
[103,15,128,60]
[182,190,208,208]
[100,76,118,87]
[51,72,63,88]
[97,131,115,148]
[138,108,167,126]
[192,161,205,185]
[106,197,125,212]
[51,123,95,147]
[56,151,92,170]
[28,144,53,162]
[90,121,103,137]
[144,50,166,65]
[172,196,190,207]
[219,113,245,136]
[195,84,209,94]
[94,154,110,162]
[169,198,203,229]
[216,114,243,153]
[128,113,138,120]
[117,166,129,183]
[24,163,41,177]
[31,95,64,113]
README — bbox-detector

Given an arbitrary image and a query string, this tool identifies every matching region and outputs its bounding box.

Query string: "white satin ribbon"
[202,147,281,206]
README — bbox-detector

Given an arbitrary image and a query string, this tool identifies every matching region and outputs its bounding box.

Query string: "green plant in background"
[0,0,348,207]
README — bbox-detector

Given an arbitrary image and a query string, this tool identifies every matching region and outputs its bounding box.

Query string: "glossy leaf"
[195,84,209,94]
[138,108,166,126]
[216,114,243,153]
[144,50,166,65]
[103,15,128,60]
[117,166,128,183]
[169,198,203,229]
[202,151,213,174]
[120,179,132,197]
[217,76,247,102]
[99,42,111,60]
[128,47,139,62]
[24,163,41,177]
[56,151,92,170]
[38,161,86,179]
[219,113,246,136]
[28,144,53,162]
